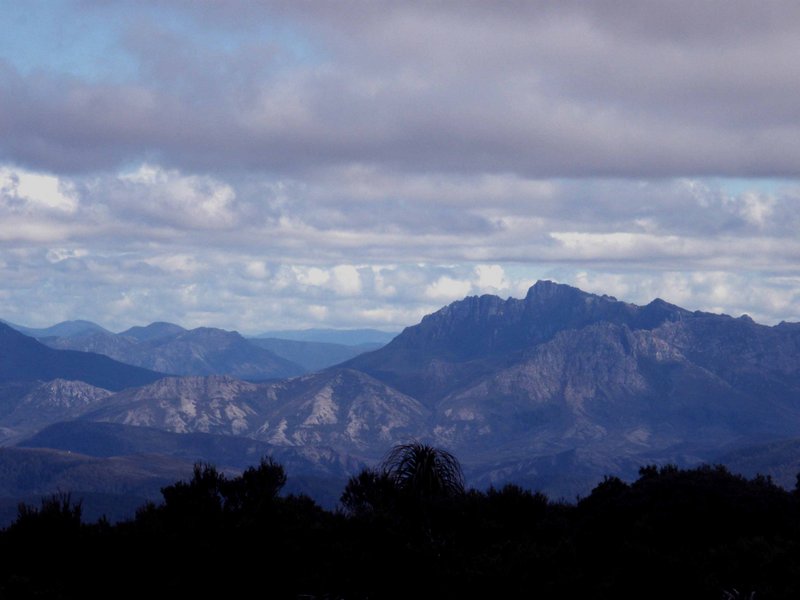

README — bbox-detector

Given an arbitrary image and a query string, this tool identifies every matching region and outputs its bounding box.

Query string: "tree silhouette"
[340,468,396,516]
[381,441,465,500]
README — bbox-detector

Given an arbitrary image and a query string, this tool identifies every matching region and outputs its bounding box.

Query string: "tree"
[223,457,286,517]
[10,491,83,535]
[381,441,465,500]
[340,468,396,516]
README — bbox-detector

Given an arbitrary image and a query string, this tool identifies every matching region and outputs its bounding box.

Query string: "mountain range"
[2,280,800,515]
[4,320,391,377]
[39,322,305,380]
[0,323,163,392]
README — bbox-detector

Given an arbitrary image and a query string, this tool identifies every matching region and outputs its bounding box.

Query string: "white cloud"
[425,276,473,301]
[294,266,330,287]
[144,254,201,275]
[738,192,775,228]
[0,163,799,332]
[307,304,329,320]
[474,264,509,293]
[331,264,362,296]
[111,164,238,229]
[46,248,88,263]
[0,166,79,213]
[244,261,269,279]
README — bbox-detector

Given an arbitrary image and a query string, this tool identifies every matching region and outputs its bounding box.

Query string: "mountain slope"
[1,319,110,339]
[43,325,305,380]
[252,368,429,455]
[248,337,383,372]
[0,379,113,443]
[19,421,361,482]
[333,280,800,495]
[254,328,398,345]
[0,323,164,391]
[76,370,427,460]
[343,280,691,402]
[82,376,267,436]
[8,281,800,501]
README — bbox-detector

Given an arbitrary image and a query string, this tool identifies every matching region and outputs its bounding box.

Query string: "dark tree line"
[2,444,800,599]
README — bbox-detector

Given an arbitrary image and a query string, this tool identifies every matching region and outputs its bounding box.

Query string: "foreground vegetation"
[1,443,799,599]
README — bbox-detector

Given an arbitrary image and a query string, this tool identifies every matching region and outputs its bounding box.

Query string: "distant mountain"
[0,446,200,525]
[82,376,267,436]
[42,324,305,380]
[7,281,800,502]
[79,372,427,460]
[118,321,186,342]
[17,421,362,510]
[1,319,110,339]
[333,280,800,494]
[253,328,398,346]
[251,368,428,454]
[248,337,383,371]
[0,379,113,444]
[713,438,800,491]
[0,323,164,391]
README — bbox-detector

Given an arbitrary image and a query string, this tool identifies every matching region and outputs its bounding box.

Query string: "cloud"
[1,159,799,330]
[1,3,799,332]
[474,265,509,292]
[425,276,473,302]
[2,2,800,178]
[0,166,79,213]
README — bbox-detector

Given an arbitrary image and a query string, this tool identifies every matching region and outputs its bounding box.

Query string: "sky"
[1,0,799,333]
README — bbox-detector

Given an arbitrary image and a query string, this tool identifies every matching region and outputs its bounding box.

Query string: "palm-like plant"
[380,441,465,499]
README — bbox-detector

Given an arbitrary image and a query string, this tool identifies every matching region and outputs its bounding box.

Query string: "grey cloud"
[3,2,800,177]
[3,2,800,331]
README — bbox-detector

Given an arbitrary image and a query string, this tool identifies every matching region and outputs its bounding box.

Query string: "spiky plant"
[380,441,465,500]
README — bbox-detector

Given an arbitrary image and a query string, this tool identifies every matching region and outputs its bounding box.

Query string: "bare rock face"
[1,379,113,443]
[253,369,429,456]
[85,376,264,436]
[79,370,427,460]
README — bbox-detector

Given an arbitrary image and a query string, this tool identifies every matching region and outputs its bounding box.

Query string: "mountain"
[1,318,110,339]
[0,379,113,444]
[0,323,164,391]
[42,324,305,380]
[118,321,186,342]
[17,421,361,508]
[248,337,383,371]
[79,371,427,461]
[343,281,690,402]
[713,438,800,491]
[253,328,398,346]
[334,280,800,494]
[250,368,428,455]
[6,281,800,502]
[0,446,201,525]
[82,376,267,436]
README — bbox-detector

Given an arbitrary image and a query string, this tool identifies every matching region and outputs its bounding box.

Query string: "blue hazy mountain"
[252,328,398,346]
[0,323,164,391]
[1,319,110,339]
[41,324,305,380]
[118,321,186,342]
[16,421,360,512]
[6,281,800,502]
[248,337,383,371]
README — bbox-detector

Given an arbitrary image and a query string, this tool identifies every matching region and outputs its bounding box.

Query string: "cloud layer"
[0,1,798,331]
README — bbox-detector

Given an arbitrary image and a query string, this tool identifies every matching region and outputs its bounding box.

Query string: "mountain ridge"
[4,280,800,501]
[0,323,165,391]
